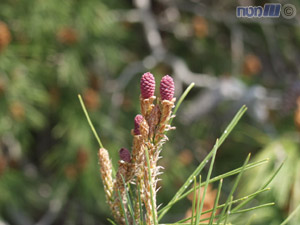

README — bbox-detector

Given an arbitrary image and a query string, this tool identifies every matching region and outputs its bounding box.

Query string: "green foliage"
[85,103,281,224]
[239,137,300,225]
[0,0,299,224]
[0,0,129,223]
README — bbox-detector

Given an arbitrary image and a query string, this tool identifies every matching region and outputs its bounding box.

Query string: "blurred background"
[0,0,300,224]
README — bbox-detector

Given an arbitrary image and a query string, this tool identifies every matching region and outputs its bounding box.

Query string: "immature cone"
[134,114,144,135]
[155,75,176,143]
[160,75,175,101]
[140,73,156,117]
[116,148,131,184]
[119,148,131,162]
[140,72,155,99]
[133,114,149,139]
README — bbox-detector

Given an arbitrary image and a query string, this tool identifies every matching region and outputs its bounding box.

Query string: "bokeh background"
[0,0,300,224]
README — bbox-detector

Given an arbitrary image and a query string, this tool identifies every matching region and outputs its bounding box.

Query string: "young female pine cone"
[141,72,155,99]
[134,114,144,135]
[160,75,175,101]
[119,147,131,162]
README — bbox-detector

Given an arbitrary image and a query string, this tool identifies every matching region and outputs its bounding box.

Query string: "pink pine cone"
[160,75,175,101]
[134,114,144,135]
[119,148,131,162]
[140,72,155,99]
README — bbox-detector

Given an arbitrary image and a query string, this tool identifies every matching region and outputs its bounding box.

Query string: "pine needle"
[191,176,197,225]
[107,218,118,225]
[198,140,219,218]
[176,159,268,204]
[216,154,251,224]
[118,190,130,225]
[280,202,300,225]
[177,188,270,224]
[78,94,104,148]
[208,179,223,225]
[158,106,247,221]
[121,175,136,225]
[195,175,202,225]
[231,161,283,213]
[170,82,195,125]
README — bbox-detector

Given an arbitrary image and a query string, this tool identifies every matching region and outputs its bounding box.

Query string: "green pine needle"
[121,175,136,225]
[107,218,118,225]
[197,202,273,223]
[118,190,130,225]
[78,94,104,148]
[191,176,197,225]
[170,82,195,125]
[232,202,275,214]
[176,159,268,205]
[195,175,202,225]
[223,196,233,225]
[217,154,251,224]
[280,202,300,225]
[198,140,219,219]
[208,179,223,225]
[137,182,144,224]
[231,161,283,213]
[176,187,270,224]
[158,106,247,221]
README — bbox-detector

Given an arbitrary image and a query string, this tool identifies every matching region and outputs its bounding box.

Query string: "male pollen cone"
[140,72,155,99]
[119,148,131,162]
[160,75,175,101]
[134,114,144,135]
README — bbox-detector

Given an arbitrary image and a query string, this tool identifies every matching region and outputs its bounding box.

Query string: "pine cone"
[160,75,175,101]
[134,114,144,135]
[119,148,131,162]
[140,72,155,99]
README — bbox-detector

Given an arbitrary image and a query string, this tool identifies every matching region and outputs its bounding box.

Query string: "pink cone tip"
[134,114,144,135]
[119,148,131,162]
[140,72,155,99]
[160,75,175,101]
